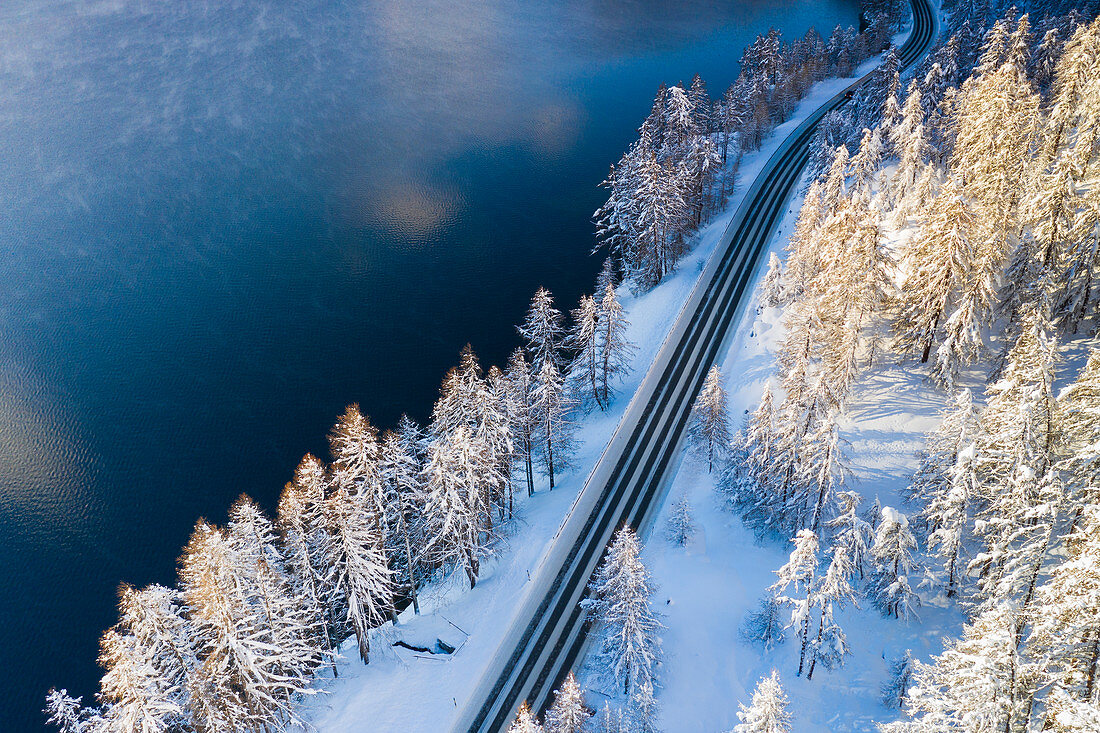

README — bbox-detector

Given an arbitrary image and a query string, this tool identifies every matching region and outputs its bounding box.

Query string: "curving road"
[459,1,938,730]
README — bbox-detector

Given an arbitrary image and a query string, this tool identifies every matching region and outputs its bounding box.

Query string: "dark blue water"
[0,0,857,728]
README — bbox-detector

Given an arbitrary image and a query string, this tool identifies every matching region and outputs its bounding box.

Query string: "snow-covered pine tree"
[508,703,545,733]
[882,606,1021,732]
[592,702,627,733]
[891,179,978,364]
[827,491,874,581]
[325,485,395,664]
[736,384,777,530]
[880,650,916,710]
[180,521,318,731]
[806,545,857,679]
[758,252,785,309]
[631,153,691,287]
[906,387,979,506]
[100,584,197,732]
[596,281,635,409]
[532,358,576,490]
[566,294,602,411]
[487,365,519,520]
[734,670,792,733]
[544,671,591,733]
[770,529,820,676]
[519,287,566,373]
[226,496,325,684]
[665,493,695,547]
[740,595,787,651]
[1057,350,1100,531]
[888,81,927,213]
[1023,506,1100,723]
[278,454,341,669]
[420,425,494,588]
[969,304,1059,611]
[379,428,426,616]
[924,442,976,599]
[867,507,921,620]
[328,404,385,527]
[690,365,732,472]
[97,626,183,733]
[797,408,847,534]
[586,526,663,696]
[507,348,538,497]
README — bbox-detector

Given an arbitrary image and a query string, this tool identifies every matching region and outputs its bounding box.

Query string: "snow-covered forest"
[725,3,1100,729]
[43,16,894,732]
[46,0,1100,730]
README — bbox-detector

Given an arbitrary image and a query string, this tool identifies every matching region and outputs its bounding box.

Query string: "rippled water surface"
[0,0,857,727]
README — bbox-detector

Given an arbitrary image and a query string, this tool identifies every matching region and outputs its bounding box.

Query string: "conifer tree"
[827,491,874,581]
[420,425,493,588]
[586,526,663,696]
[519,287,566,372]
[567,294,602,410]
[740,595,787,652]
[690,365,732,472]
[759,253,785,309]
[770,529,819,676]
[379,428,426,616]
[532,358,576,490]
[806,545,857,679]
[328,404,385,525]
[508,703,545,733]
[892,179,978,364]
[665,493,695,547]
[45,689,92,733]
[868,508,920,620]
[506,348,538,497]
[325,485,395,663]
[881,650,916,710]
[278,454,340,668]
[545,671,591,733]
[596,281,635,409]
[734,670,791,733]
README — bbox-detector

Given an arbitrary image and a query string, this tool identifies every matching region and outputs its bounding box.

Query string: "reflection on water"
[0,0,857,727]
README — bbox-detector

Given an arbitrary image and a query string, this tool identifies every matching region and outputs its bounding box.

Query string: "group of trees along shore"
[46,265,636,733]
[711,2,1100,729]
[594,15,899,290]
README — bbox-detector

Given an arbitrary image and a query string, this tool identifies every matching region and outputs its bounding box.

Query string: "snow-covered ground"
[295,57,898,733]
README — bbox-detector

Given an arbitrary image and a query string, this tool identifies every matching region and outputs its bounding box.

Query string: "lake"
[0,0,857,727]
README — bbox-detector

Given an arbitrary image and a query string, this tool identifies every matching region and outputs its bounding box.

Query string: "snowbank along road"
[459,0,939,729]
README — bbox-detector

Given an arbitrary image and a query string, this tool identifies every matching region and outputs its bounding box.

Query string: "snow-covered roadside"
[295,58,899,733]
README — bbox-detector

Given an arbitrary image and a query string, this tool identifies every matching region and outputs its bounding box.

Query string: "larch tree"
[586,526,663,697]
[596,281,636,408]
[883,606,1021,733]
[690,365,732,472]
[868,507,921,621]
[806,545,858,679]
[734,670,792,733]
[508,703,545,733]
[379,428,426,616]
[759,253,785,309]
[881,650,916,711]
[519,287,566,373]
[532,358,576,490]
[827,491,874,581]
[892,179,978,364]
[506,348,538,497]
[325,485,395,664]
[566,294,602,410]
[278,454,340,670]
[420,425,493,588]
[545,671,591,733]
[769,529,819,677]
[665,493,696,547]
[328,404,385,528]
